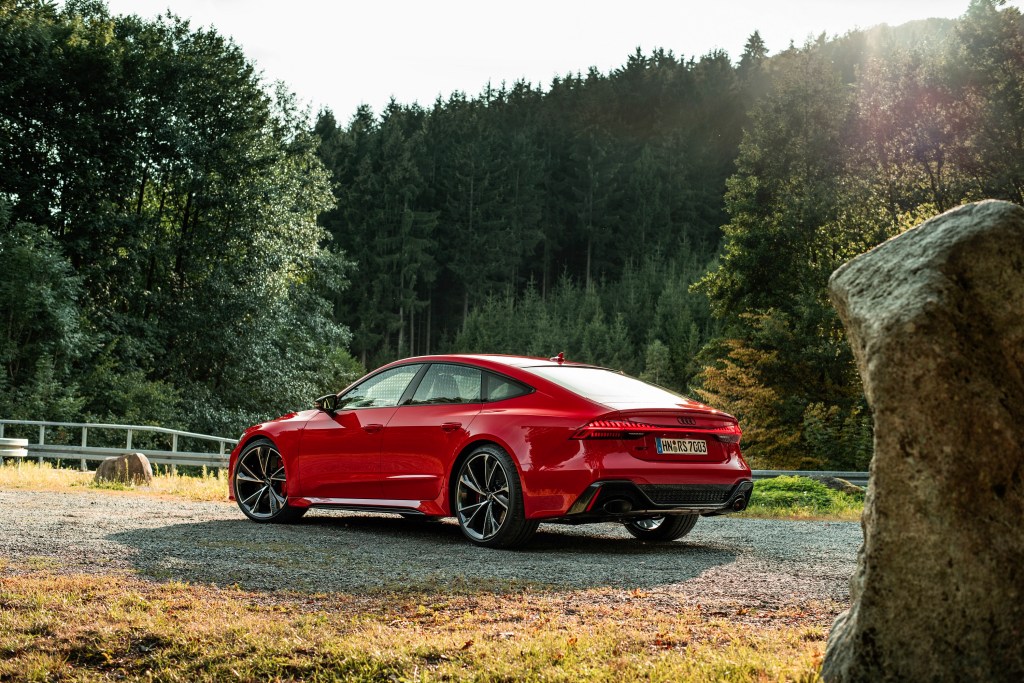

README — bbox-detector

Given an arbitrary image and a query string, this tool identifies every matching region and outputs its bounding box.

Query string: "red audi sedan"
[228,354,752,548]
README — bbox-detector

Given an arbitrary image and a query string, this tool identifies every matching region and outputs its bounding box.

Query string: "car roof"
[396,353,597,369]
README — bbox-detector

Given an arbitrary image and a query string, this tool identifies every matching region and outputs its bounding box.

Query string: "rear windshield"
[524,366,689,404]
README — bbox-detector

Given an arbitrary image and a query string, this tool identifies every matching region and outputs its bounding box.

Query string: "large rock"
[811,476,864,497]
[822,200,1024,682]
[95,452,153,485]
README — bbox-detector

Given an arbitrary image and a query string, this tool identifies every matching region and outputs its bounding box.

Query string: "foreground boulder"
[822,200,1024,682]
[95,452,153,485]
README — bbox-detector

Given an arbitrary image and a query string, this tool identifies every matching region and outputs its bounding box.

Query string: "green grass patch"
[741,476,864,521]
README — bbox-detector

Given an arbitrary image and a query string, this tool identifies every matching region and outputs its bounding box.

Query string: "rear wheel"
[454,445,538,549]
[233,438,306,523]
[624,514,698,542]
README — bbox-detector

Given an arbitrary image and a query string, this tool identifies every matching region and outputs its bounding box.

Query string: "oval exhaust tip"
[603,499,633,514]
[732,497,747,511]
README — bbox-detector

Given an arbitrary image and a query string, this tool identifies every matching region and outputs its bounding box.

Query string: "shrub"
[746,475,864,518]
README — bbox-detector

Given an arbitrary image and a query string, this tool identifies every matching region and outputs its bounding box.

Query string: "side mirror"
[314,394,339,412]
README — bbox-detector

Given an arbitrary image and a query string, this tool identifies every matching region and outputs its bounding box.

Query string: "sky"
[100,0,1024,121]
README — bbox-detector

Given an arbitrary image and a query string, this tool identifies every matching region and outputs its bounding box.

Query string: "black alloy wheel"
[233,438,306,523]
[454,445,538,548]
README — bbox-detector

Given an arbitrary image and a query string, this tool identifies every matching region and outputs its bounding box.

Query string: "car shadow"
[108,511,738,594]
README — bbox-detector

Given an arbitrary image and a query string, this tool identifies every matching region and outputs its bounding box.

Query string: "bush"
[746,475,864,518]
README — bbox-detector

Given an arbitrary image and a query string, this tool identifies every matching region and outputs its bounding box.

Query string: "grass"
[740,477,864,521]
[0,566,829,682]
[0,460,227,502]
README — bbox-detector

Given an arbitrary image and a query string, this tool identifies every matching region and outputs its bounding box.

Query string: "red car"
[228,354,752,548]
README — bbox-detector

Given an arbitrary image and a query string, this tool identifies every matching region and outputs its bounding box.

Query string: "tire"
[624,514,698,542]
[233,438,306,523]
[453,444,538,549]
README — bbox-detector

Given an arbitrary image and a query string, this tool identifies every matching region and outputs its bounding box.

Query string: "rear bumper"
[551,479,754,523]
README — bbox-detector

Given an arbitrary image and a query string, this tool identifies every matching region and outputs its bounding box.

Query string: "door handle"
[362,423,383,434]
[441,422,462,432]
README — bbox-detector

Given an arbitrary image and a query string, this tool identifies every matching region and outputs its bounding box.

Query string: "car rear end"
[514,363,753,523]
[561,408,752,521]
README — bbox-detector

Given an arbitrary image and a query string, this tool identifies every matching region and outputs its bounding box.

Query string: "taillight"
[571,418,742,443]
[571,420,654,439]
[709,421,742,443]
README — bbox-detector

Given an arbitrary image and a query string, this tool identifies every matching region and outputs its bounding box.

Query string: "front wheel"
[624,514,698,542]
[233,438,306,523]
[454,445,538,549]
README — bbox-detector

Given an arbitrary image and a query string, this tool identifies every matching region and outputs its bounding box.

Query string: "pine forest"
[2,0,1023,469]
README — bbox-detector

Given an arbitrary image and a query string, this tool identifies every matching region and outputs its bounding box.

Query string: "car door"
[380,363,484,501]
[298,364,424,500]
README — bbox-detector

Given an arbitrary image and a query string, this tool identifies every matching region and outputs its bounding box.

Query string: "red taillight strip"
[572,419,742,441]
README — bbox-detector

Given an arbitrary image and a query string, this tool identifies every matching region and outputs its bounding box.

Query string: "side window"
[337,365,422,409]
[410,364,482,405]
[484,372,532,402]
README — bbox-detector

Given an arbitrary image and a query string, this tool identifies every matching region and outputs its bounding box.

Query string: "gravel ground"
[0,489,860,614]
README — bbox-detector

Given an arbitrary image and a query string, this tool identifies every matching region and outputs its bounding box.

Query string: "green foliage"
[802,403,873,472]
[77,349,183,428]
[747,476,864,517]
[640,339,671,385]
[0,2,347,435]
[751,476,834,510]
[0,205,85,420]
[316,49,742,369]
[452,255,716,388]
[693,3,1024,471]
[3,0,1023,476]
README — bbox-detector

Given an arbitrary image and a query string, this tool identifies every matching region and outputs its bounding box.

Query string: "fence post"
[0,423,4,438]
[218,441,226,479]
[170,433,177,476]
[80,427,88,471]
[38,425,45,465]
[126,429,132,451]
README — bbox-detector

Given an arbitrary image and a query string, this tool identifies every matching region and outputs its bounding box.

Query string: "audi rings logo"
[677,417,696,426]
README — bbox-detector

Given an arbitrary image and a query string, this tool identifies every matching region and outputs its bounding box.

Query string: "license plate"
[656,438,708,455]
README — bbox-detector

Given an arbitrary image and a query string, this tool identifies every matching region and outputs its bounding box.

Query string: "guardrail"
[753,469,869,487]
[0,420,237,472]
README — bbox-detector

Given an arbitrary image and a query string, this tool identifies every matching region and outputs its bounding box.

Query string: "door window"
[337,364,422,409]
[409,364,482,405]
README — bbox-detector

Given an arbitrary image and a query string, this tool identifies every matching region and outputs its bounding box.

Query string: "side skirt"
[290,496,432,516]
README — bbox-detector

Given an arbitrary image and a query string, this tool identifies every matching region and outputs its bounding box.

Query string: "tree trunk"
[426,297,432,355]
[397,305,405,358]
[586,236,592,290]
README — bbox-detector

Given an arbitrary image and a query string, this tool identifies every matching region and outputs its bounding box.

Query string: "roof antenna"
[549,352,565,364]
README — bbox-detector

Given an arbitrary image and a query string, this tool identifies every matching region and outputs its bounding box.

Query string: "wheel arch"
[230,432,275,477]
[231,432,303,500]
[446,437,521,516]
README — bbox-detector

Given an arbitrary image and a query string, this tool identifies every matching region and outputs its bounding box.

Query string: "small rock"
[95,452,153,485]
